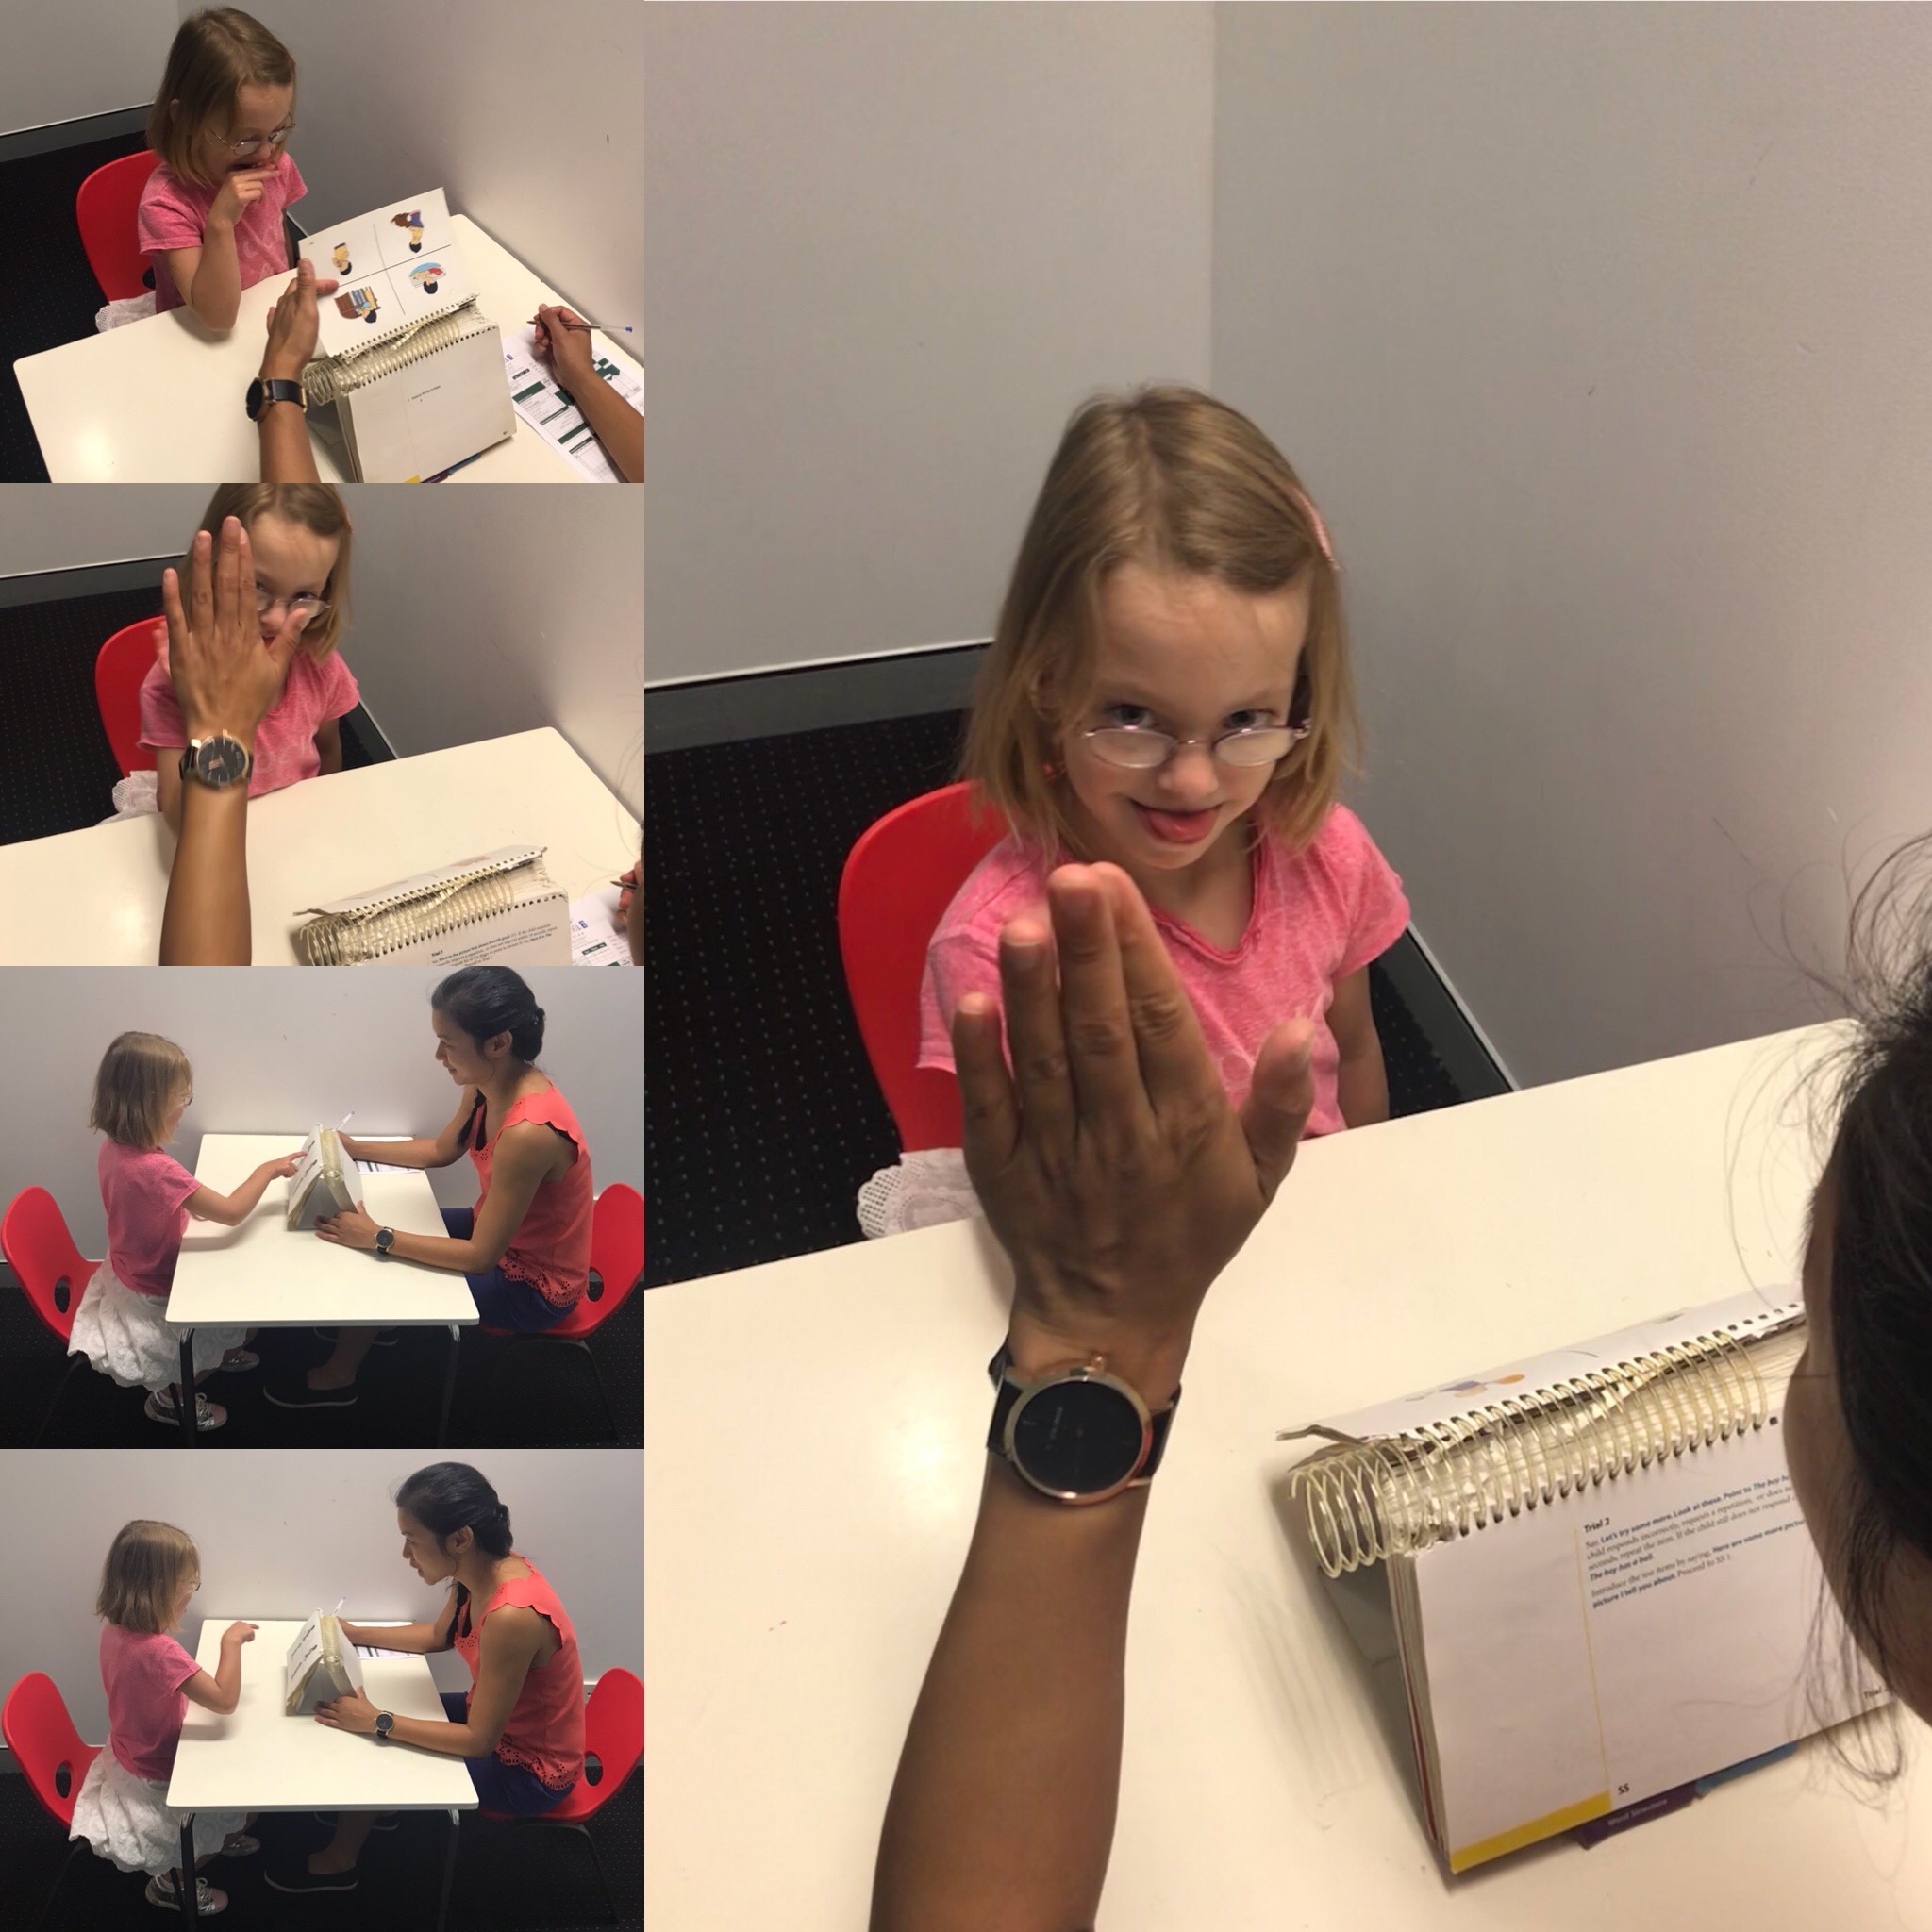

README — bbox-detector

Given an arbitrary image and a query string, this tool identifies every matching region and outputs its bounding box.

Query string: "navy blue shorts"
[440,1692,575,1813]
[440,1208,573,1332]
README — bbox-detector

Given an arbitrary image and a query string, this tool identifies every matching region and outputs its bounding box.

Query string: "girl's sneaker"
[144,1873,227,1914]
[142,1390,226,1431]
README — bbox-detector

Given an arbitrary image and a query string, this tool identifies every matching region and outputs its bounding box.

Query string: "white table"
[646,1022,1932,1928]
[165,1133,473,1448]
[0,726,641,965]
[170,1617,475,1927]
[14,214,641,483]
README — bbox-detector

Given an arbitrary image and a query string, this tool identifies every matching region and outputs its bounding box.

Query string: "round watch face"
[195,736,249,788]
[1008,1375,1149,1499]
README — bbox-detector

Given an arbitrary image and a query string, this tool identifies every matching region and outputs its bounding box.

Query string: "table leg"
[178,1333,198,1449]
[178,1816,199,1924]
[437,1325,460,1446]
[434,1807,460,1932]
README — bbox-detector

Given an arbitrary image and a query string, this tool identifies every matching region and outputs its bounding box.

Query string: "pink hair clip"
[1289,487,1337,572]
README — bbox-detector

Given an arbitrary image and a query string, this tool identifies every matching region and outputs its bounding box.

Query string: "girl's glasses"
[1081,717,1311,771]
[215,122,295,157]
[256,591,328,624]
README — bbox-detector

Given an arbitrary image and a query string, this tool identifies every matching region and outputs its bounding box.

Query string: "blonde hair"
[147,8,297,188]
[97,1521,200,1634]
[962,385,1359,858]
[90,1032,192,1151]
[193,484,352,658]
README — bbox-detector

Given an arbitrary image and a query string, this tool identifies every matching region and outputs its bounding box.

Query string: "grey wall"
[0,967,642,1255]
[0,0,173,135]
[643,0,1214,683]
[0,1449,641,1738]
[221,0,644,334]
[1212,3,1932,1086]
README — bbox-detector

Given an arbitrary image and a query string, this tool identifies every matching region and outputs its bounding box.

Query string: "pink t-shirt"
[100,1624,200,1781]
[139,632,359,798]
[920,806,1410,1139]
[98,1139,198,1299]
[136,150,307,314]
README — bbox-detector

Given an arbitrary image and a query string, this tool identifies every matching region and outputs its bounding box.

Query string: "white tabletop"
[646,1022,1932,1928]
[169,1618,475,1812]
[15,214,641,483]
[0,726,641,966]
[166,1133,474,1330]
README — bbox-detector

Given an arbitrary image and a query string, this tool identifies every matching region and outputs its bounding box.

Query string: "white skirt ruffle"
[95,292,158,332]
[69,1748,246,1876]
[105,770,161,821]
[68,1261,246,1393]
[856,1147,981,1240]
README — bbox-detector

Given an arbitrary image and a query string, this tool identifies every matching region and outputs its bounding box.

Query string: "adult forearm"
[383,1228,486,1274]
[872,1460,1147,1932]
[575,377,644,483]
[1337,1041,1389,1128]
[190,225,242,330]
[385,1711,491,1757]
[341,1135,443,1169]
[257,395,319,482]
[160,769,252,965]
[341,1620,441,1653]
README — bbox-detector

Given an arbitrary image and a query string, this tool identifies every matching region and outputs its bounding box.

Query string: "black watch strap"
[985,1343,1181,1483]
[248,375,305,420]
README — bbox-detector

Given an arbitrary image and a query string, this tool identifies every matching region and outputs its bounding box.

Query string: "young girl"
[120,485,358,837]
[138,8,306,329]
[69,1521,256,1916]
[862,388,1408,1236]
[69,1030,301,1434]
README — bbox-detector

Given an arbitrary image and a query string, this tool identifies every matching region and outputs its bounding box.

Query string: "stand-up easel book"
[297,189,513,481]
[1281,1290,1887,1873]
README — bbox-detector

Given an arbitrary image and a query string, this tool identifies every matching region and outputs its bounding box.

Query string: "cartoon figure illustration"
[332,242,352,275]
[391,210,425,253]
[336,286,382,325]
[409,261,445,295]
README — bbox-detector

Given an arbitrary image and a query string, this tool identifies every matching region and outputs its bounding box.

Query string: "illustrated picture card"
[369,188,456,270]
[299,218,380,284]
[390,246,477,323]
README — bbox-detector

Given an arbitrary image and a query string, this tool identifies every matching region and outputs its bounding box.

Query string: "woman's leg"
[469,1266,575,1334]
[305,1327,378,1390]
[307,1809,380,1874]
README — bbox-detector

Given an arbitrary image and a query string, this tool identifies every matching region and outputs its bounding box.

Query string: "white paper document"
[502,325,643,481]
[570,886,630,965]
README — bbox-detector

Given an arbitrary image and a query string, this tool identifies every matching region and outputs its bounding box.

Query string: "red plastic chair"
[3,1673,103,1927]
[75,151,161,303]
[476,1186,643,1440]
[476,1666,642,1924]
[95,620,162,777]
[837,781,1005,1152]
[1,1188,99,1445]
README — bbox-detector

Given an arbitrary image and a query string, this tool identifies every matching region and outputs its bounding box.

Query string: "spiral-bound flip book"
[1281,1290,1886,1873]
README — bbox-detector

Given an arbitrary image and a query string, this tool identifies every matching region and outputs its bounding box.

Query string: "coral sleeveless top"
[452,1559,585,1791]
[467,1081,594,1307]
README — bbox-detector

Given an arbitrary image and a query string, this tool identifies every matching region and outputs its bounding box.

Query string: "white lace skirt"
[101,769,160,823]
[856,1147,981,1240]
[68,1262,246,1392]
[69,1749,246,1876]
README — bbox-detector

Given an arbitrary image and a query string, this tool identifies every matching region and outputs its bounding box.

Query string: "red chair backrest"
[75,151,162,304]
[1,1188,93,1344]
[2,1674,100,1828]
[837,782,1005,1152]
[548,1668,642,1822]
[96,620,162,776]
[588,1184,642,1307]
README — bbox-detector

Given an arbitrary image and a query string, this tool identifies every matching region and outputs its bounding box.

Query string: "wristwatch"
[180,733,252,791]
[246,374,305,420]
[986,1341,1180,1506]
[374,1226,396,1258]
[374,1710,394,1743]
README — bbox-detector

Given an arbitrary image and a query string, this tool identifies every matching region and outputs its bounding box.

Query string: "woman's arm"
[316,1604,548,1757]
[156,752,186,835]
[1329,967,1390,1128]
[341,1590,458,1656]
[316,716,343,775]
[341,1090,476,1172]
[317,1123,558,1272]
[531,305,644,482]
[160,764,253,965]
[256,261,333,485]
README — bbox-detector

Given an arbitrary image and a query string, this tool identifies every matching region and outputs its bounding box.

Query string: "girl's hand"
[313,1688,378,1735]
[532,303,597,390]
[260,1154,303,1181]
[162,518,308,742]
[220,1621,258,1647]
[314,1203,379,1250]
[208,166,276,231]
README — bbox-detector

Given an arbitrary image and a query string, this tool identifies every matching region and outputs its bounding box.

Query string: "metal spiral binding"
[295,854,555,965]
[1289,1325,1771,1578]
[300,301,490,405]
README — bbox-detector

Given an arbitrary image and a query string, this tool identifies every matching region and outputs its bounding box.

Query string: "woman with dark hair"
[263,965,595,1409]
[265,1462,586,1896]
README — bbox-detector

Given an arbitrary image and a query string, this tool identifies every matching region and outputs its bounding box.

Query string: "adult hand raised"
[261,258,338,381]
[954,862,1314,1398]
[160,516,309,745]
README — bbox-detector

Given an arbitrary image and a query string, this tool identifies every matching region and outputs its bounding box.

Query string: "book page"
[284,1611,324,1703]
[1410,1411,1883,1871]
